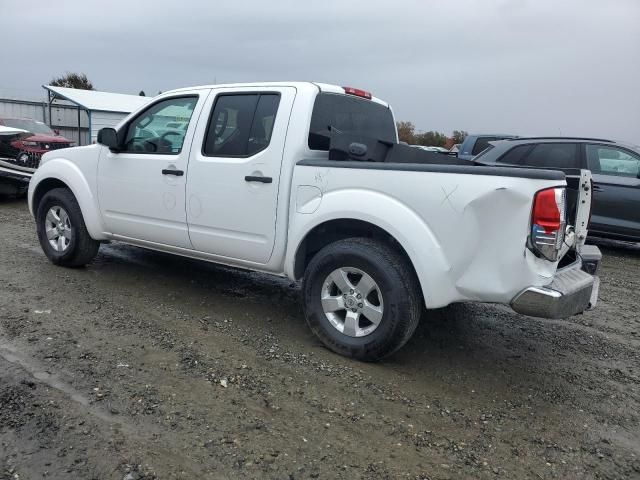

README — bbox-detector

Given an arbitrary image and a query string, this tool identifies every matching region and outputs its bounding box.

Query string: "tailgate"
[558,169,592,261]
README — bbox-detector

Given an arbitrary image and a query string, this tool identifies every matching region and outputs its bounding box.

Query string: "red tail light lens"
[342,87,372,100]
[533,189,561,233]
[530,187,566,261]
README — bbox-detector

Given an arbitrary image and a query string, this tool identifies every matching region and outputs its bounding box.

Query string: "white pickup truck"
[28,82,601,361]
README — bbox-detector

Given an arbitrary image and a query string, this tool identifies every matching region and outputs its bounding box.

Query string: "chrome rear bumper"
[511,246,601,319]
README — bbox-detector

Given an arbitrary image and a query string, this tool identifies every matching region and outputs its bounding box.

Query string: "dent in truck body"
[287,163,566,309]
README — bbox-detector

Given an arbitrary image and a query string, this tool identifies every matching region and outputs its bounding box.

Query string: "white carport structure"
[42,86,152,145]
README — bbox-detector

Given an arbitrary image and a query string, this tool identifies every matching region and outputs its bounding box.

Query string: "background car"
[411,145,450,153]
[0,118,73,169]
[457,133,517,160]
[474,137,640,242]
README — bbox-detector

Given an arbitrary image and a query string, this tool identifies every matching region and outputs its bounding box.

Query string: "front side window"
[203,93,280,157]
[122,96,197,154]
[587,145,640,177]
[524,143,580,169]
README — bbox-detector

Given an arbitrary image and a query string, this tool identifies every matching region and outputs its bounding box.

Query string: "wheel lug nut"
[351,308,357,312]
[357,294,362,299]
[358,303,363,308]
[343,294,347,298]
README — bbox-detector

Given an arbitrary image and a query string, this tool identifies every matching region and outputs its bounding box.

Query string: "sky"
[1,0,639,143]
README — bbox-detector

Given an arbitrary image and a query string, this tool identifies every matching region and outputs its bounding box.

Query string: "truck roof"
[164,81,390,108]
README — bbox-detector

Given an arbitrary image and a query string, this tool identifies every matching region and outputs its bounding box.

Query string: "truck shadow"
[0,194,27,205]
[95,243,574,381]
[88,241,633,418]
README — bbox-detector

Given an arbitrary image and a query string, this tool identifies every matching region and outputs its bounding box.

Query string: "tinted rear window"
[525,143,580,169]
[202,93,280,157]
[472,137,498,155]
[497,144,533,165]
[308,93,396,151]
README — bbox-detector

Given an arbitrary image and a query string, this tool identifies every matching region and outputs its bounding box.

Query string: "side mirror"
[97,128,120,151]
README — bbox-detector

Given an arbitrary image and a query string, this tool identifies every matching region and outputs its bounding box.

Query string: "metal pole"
[48,90,52,128]
[77,106,81,145]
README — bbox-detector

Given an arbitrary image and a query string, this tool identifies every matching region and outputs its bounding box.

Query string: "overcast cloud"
[1,0,639,142]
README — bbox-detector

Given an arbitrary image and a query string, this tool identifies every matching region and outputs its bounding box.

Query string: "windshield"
[2,119,54,135]
[308,93,396,150]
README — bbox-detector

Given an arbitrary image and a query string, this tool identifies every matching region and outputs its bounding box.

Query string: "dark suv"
[474,137,640,242]
[457,133,517,160]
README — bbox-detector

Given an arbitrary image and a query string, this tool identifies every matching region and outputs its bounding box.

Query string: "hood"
[22,133,72,143]
[39,143,101,167]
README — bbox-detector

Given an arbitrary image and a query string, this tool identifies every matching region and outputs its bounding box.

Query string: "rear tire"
[302,238,422,361]
[36,188,100,267]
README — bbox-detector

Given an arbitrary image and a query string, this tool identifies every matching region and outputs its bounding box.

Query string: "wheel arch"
[29,160,107,240]
[31,178,69,215]
[289,216,449,308]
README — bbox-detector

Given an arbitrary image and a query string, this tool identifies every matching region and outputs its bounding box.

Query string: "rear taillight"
[530,187,566,261]
[342,87,372,100]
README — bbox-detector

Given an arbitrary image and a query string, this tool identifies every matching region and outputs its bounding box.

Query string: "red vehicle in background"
[0,118,74,169]
[0,118,73,196]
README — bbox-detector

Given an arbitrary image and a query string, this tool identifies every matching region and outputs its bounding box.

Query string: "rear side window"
[203,93,280,157]
[308,93,396,151]
[471,137,498,155]
[497,144,533,165]
[525,143,580,169]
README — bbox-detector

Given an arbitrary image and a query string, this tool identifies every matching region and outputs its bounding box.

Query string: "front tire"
[302,238,422,361]
[36,188,100,267]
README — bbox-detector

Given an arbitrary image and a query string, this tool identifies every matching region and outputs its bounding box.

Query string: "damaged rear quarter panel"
[288,164,564,307]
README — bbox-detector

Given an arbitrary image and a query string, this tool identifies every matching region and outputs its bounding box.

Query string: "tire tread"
[36,188,99,267]
[303,237,422,361]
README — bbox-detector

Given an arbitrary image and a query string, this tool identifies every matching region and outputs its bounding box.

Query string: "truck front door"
[97,92,207,248]
[586,144,640,239]
[186,87,296,264]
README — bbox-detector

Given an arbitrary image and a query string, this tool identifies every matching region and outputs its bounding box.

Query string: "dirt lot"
[0,197,638,480]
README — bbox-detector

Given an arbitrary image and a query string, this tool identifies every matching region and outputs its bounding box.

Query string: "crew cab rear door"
[186,86,296,264]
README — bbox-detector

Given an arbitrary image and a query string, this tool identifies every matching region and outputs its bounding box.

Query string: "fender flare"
[29,159,108,240]
[285,188,453,308]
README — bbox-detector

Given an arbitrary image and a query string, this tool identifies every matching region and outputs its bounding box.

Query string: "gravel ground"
[0,197,639,480]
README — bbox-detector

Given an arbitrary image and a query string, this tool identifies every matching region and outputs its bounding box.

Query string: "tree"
[49,72,94,90]
[415,131,448,147]
[139,90,146,96]
[396,121,416,144]
[451,130,468,144]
